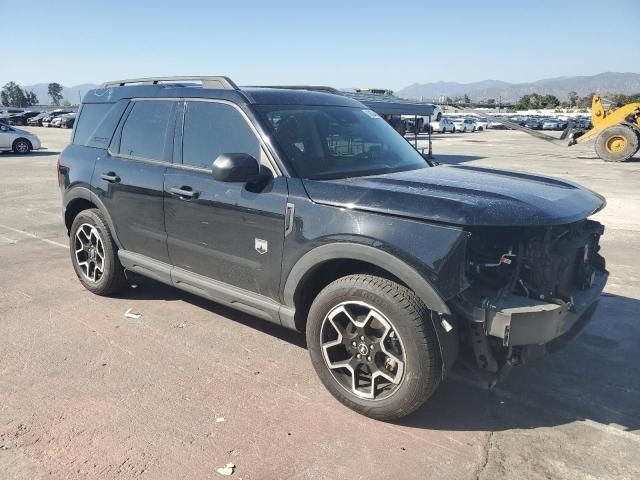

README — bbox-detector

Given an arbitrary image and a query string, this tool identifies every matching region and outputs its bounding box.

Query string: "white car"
[429,117,456,133]
[473,118,489,131]
[453,118,477,132]
[51,116,63,128]
[0,124,42,154]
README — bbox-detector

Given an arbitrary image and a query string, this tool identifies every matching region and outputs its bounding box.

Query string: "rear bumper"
[485,270,608,346]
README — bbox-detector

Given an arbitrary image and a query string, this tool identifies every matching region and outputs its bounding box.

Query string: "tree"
[567,91,579,107]
[541,94,560,108]
[48,82,64,106]
[0,82,39,107]
[61,99,72,107]
[25,90,38,106]
[515,93,561,110]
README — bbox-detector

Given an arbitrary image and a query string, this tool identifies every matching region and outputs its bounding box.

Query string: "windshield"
[255,105,429,179]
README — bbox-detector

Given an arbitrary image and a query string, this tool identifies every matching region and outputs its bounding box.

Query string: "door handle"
[170,186,199,199]
[100,171,120,183]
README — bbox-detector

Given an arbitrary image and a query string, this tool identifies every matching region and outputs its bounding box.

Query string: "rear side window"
[119,100,173,160]
[73,103,112,145]
[182,101,260,170]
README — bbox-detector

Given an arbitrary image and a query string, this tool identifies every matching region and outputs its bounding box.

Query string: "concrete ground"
[0,126,638,480]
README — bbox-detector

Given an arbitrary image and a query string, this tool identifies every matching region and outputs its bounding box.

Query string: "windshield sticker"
[362,109,381,119]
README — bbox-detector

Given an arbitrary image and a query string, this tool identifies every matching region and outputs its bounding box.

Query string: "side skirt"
[118,250,295,327]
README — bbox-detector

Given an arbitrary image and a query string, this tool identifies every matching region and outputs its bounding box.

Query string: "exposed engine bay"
[452,219,607,379]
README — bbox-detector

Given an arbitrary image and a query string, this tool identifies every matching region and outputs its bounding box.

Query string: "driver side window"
[182,101,263,171]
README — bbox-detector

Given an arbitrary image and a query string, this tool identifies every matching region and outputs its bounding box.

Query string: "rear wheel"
[12,139,32,154]
[306,274,442,420]
[69,209,127,295]
[595,125,639,162]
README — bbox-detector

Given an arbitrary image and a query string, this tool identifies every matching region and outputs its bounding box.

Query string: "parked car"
[6,111,41,126]
[488,120,506,129]
[58,76,608,421]
[51,116,64,128]
[41,109,74,127]
[0,108,24,114]
[429,117,456,133]
[59,113,76,129]
[542,119,561,130]
[524,118,542,129]
[453,118,477,132]
[473,117,489,131]
[0,123,42,153]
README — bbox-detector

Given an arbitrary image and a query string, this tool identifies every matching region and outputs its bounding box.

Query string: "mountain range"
[15,72,640,105]
[396,72,640,101]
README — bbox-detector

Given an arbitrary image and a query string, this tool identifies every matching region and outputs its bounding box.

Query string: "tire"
[595,125,639,162]
[306,274,442,420]
[12,138,32,154]
[69,208,127,296]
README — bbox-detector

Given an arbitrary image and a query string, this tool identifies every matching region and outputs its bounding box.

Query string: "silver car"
[0,123,42,154]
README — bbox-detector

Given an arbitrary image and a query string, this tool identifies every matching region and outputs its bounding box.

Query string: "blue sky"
[6,0,640,89]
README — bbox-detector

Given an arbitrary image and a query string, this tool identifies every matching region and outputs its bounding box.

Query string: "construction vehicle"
[568,95,640,162]
[475,95,640,162]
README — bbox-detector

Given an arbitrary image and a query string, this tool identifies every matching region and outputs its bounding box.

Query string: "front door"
[93,99,178,263]
[164,100,288,300]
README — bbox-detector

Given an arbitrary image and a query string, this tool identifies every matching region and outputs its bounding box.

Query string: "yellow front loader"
[474,95,640,162]
[568,95,640,162]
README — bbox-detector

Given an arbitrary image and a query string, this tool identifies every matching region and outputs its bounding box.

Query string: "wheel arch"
[12,137,33,150]
[64,187,122,248]
[282,243,451,332]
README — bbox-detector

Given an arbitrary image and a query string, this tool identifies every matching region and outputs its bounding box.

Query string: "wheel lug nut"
[352,341,357,347]
[360,335,365,341]
[370,345,374,350]
[367,356,371,362]
[356,354,361,359]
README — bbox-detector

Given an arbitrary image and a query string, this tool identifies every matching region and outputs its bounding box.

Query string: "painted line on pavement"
[0,223,67,249]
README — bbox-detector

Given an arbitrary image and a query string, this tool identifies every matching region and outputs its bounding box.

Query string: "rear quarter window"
[73,103,114,146]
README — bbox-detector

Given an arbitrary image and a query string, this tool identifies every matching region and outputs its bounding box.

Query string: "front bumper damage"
[455,220,608,379]
[483,270,607,347]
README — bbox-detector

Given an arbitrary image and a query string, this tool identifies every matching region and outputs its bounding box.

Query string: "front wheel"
[306,274,442,420]
[595,125,639,162]
[12,139,32,154]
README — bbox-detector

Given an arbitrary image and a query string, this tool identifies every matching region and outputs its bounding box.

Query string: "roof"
[84,76,437,115]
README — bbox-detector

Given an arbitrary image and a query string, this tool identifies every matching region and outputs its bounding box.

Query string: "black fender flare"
[64,186,122,248]
[282,242,458,374]
[283,243,450,315]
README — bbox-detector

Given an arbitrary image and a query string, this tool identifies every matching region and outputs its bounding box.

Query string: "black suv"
[58,76,608,420]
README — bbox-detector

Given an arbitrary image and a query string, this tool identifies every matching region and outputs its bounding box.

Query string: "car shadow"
[398,292,640,433]
[115,277,640,433]
[0,150,60,157]
[432,154,486,165]
[113,275,306,349]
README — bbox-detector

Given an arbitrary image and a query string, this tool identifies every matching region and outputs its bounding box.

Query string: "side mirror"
[0,125,8,132]
[212,153,259,183]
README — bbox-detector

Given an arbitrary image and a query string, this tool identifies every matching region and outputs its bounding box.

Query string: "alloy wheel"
[320,301,406,400]
[74,223,105,282]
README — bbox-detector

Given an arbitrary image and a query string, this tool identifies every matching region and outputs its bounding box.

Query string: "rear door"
[164,100,288,300]
[93,99,177,263]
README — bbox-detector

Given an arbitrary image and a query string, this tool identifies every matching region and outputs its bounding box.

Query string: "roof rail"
[101,76,238,90]
[247,85,341,94]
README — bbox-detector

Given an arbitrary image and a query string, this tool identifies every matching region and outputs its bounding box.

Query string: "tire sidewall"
[13,139,31,154]
[69,209,121,294]
[595,125,639,162]
[307,277,440,419]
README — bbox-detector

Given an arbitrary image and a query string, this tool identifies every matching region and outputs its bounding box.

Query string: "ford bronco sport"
[58,76,608,420]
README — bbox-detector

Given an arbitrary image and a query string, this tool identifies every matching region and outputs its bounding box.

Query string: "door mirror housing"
[211,153,260,183]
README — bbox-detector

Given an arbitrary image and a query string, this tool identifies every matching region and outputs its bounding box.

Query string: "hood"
[10,127,36,136]
[302,165,606,227]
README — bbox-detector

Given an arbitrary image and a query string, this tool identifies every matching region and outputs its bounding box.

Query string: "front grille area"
[465,220,605,303]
